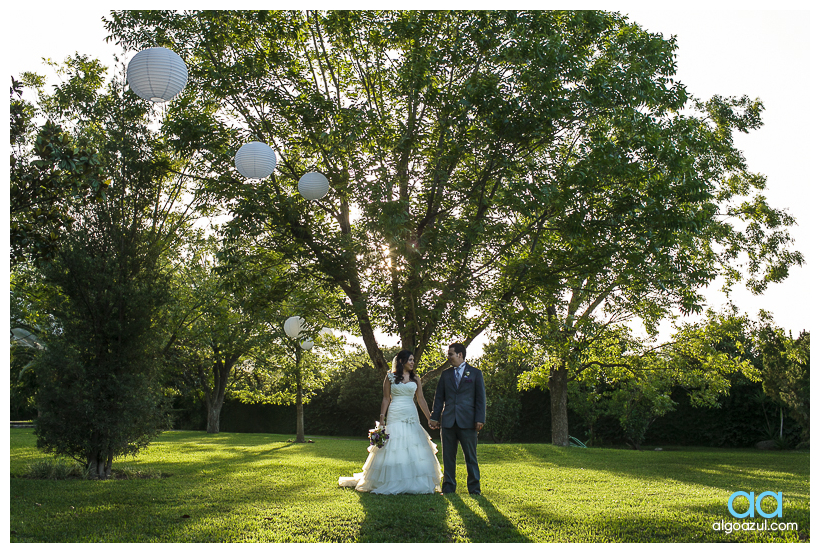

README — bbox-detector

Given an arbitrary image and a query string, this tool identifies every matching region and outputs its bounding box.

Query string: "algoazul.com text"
[713,519,799,534]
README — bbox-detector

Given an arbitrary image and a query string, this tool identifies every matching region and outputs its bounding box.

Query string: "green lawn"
[9,429,809,543]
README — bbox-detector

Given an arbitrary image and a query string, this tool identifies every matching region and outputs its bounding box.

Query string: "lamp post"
[284,316,312,443]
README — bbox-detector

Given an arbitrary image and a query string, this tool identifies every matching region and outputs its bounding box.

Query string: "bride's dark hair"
[392,350,418,384]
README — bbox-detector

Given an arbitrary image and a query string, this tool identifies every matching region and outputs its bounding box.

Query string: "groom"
[430,342,486,495]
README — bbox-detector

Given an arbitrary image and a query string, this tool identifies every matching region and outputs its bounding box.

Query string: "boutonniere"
[465,371,470,377]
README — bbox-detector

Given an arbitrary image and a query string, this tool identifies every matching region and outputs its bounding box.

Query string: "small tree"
[164,236,301,434]
[477,338,537,443]
[603,377,677,450]
[755,315,810,448]
[566,378,609,447]
[33,225,173,478]
[21,54,206,478]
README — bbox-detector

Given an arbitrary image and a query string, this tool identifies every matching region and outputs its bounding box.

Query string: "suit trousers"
[441,424,480,494]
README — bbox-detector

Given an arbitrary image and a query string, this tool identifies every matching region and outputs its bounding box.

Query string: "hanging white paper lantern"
[300,340,314,351]
[298,172,329,200]
[235,142,277,179]
[284,316,306,339]
[11,328,44,349]
[126,47,188,103]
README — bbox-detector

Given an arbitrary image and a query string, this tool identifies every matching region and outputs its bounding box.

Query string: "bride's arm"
[379,374,391,425]
[415,379,433,423]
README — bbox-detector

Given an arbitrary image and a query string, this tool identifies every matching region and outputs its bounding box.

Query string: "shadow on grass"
[445,493,531,542]
[10,474,332,542]
[349,490,529,543]
[355,491,450,542]
[10,430,810,543]
[484,444,810,496]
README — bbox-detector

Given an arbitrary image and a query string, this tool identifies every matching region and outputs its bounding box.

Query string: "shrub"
[25,458,89,480]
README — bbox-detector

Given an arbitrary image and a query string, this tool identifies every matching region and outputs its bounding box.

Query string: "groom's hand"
[429,420,439,429]
[475,422,484,431]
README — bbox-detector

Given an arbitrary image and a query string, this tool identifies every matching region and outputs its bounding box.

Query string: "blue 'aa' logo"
[727,491,783,519]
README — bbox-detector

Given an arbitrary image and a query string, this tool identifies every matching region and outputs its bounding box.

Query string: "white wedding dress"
[338,374,442,494]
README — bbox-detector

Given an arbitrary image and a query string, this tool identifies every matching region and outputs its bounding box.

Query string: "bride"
[339,350,442,494]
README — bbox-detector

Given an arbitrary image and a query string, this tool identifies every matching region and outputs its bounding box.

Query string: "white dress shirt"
[455,361,467,385]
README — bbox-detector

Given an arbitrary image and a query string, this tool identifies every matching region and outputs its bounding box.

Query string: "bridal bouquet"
[368,421,389,450]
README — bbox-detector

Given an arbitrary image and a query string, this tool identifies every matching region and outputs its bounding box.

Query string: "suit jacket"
[431,363,486,429]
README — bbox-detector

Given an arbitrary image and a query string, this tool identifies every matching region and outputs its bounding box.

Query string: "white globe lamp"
[298,172,329,200]
[284,316,306,339]
[300,340,314,351]
[126,47,188,103]
[235,142,277,180]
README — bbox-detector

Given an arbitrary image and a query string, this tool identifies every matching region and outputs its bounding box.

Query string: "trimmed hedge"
[154,369,806,448]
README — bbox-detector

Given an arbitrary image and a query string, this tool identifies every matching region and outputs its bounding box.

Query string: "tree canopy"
[93,10,805,447]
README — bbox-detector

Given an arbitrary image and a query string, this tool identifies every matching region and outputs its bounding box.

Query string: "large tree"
[492,89,801,445]
[484,36,802,444]
[104,12,801,448]
[102,10,643,375]
[232,329,344,443]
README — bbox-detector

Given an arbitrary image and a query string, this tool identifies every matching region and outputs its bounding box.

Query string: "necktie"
[455,368,462,389]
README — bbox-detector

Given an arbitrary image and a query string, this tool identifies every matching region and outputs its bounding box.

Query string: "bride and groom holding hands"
[339,343,486,495]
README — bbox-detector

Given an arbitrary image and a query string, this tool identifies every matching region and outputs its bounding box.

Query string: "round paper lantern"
[235,142,277,179]
[298,172,329,200]
[284,316,306,339]
[126,47,188,103]
[300,340,314,351]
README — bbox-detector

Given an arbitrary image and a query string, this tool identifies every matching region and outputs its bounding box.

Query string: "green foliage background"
[166,366,802,450]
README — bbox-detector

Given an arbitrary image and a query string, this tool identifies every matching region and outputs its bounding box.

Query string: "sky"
[5,3,815,357]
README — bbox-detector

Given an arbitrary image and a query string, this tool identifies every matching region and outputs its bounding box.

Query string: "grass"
[9,429,810,543]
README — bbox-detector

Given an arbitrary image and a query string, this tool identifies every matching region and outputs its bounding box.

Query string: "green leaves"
[754,318,810,446]
[10,112,109,265]
[99,11,802,396]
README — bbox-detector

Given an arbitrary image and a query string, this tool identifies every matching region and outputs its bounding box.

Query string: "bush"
[33,231,172,479]
[34,334,171,479]
[484,396,521,442]
[643,377,805,448]
[219,400,297,434]
[25,458,88,480]
[10,344,38,421]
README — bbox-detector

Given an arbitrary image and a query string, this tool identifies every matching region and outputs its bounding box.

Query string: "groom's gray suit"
[431,363,486,494]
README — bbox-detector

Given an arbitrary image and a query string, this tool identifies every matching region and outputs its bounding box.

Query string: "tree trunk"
[549,363,569,447]
[342,282,389,374]
[626,438,642,451]
[87,447,113,480]
[206,397,223,434]
[205,385,226,434]
[205,357,231,434]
